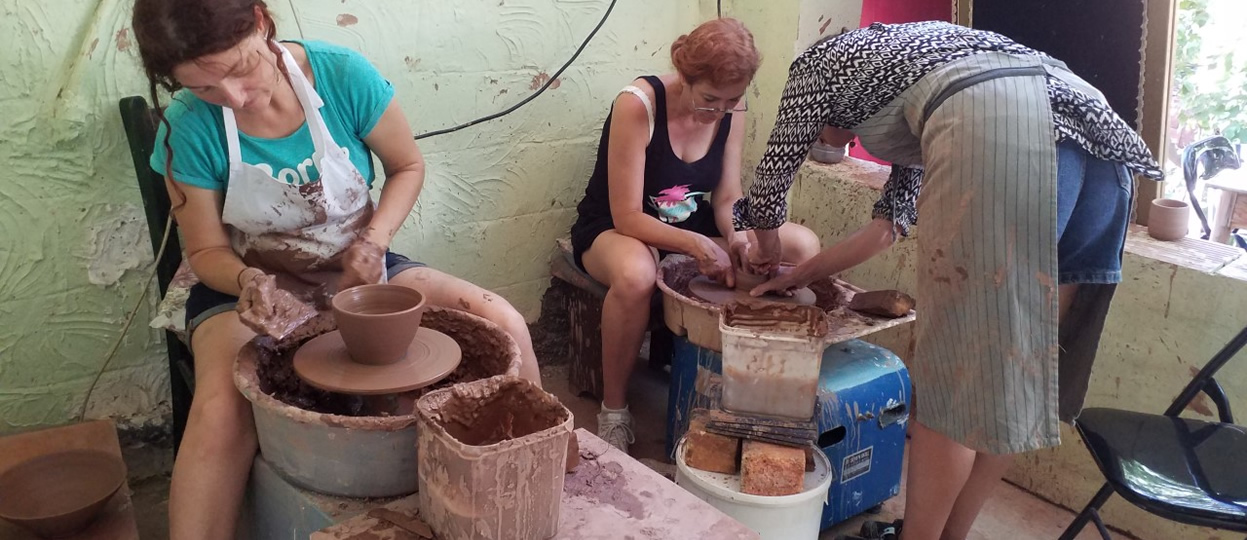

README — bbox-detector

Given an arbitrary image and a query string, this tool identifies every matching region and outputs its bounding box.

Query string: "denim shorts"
[1056,138,1134,285]
[185,252,426,338]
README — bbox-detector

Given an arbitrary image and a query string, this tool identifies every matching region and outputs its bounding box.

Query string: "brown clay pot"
[0,449,126,538]
[1148,198,1191,241]
[332,284,427,365]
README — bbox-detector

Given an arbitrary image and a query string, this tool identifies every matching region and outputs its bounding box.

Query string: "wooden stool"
[549,239,672,399]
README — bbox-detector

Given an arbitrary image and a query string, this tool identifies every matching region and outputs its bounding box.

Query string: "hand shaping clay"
[237,274,319,341]
[687,275,817,306]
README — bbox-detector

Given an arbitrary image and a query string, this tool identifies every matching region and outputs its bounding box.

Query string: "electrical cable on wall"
[81,214,173,421]
[414,0,619,140]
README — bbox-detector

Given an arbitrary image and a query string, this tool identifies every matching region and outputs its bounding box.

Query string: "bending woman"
[569,18,821,453]
[736,22,1161,540]
[132,1,540,537]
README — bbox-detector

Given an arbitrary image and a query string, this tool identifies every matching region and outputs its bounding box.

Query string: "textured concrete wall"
[793,159,1247,540]
[0,0,703,433]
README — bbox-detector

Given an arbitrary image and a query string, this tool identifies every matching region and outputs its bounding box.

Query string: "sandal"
[859,518,903,539]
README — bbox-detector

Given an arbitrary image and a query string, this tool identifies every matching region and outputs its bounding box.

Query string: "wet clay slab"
[687,275,817,306]
[722,302,829,338]
[293,328,461,395]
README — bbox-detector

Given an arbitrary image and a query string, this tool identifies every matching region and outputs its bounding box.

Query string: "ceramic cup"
[1148,198,1191,241]
[332,284,427,365]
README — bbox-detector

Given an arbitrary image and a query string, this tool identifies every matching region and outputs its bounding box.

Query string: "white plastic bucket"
[674,438,834,540]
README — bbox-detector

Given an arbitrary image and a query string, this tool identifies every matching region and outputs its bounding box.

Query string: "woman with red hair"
[568,18,821,453]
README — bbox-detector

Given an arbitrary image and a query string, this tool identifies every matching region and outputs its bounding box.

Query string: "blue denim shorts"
[185,252,426,338]
[1056,138,1134,285]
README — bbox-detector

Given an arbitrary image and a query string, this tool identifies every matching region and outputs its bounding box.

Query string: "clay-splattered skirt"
[854,52,1125,454]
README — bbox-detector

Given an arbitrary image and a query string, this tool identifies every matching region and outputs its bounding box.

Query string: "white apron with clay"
[220,44,376,281]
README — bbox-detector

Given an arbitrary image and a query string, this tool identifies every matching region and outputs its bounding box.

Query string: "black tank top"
[574,75,733,229]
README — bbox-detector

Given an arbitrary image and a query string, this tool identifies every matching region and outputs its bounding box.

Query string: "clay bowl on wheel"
[332,284,428,365]
[0,449,126,538]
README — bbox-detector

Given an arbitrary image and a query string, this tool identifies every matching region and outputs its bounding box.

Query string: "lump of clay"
[848,289,915,318]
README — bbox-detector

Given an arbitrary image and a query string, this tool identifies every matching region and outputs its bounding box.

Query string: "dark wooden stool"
[549,239,672,399]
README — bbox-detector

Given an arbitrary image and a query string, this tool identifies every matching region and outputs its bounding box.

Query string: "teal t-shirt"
[150,40,395,191]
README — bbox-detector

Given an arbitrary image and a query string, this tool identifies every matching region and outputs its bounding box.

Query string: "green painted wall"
[793,158,1247,540]
[0,0,707,433]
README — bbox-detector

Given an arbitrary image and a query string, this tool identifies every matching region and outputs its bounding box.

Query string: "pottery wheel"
[293,328,462,395]
[687,275,817,306]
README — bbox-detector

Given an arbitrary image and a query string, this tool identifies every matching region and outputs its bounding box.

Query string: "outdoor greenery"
[1173,0,1247,144]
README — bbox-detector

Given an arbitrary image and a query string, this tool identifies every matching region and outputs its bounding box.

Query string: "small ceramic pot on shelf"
[1147,198,1191,241]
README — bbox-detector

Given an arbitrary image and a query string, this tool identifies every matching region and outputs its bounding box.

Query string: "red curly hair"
[671,18,761,86]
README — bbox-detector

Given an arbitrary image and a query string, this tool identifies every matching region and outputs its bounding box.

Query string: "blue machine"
[666,336,911,529]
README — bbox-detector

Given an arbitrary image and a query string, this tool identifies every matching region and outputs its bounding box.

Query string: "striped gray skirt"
[853,52,1127,454]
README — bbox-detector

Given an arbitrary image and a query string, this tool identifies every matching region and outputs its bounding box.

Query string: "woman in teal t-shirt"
[132,1,541,537]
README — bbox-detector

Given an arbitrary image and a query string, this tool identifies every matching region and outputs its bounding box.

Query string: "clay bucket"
[416,376,573,540]
[332,284,427,365]
[0,449,126,538]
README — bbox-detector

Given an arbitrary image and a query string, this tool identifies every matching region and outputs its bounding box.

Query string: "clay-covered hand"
[727,234,752,275]
[749,264,809,298]
[748,228,782,276]
[693,234,735,287]
[237,271,318,340]
[338,238,386,292]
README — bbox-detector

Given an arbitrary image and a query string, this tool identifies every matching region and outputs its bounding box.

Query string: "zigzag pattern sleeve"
[733,57,831,231]
[871,164,924,237]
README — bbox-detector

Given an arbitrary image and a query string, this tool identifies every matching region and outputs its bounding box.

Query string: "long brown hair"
[131,0,286,210]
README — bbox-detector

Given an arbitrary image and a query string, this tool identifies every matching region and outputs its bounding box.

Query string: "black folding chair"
[118,95,194,454]
[1059,326,1247,539]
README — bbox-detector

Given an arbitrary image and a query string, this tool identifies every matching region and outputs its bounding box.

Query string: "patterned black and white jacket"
[732,21,1163,234]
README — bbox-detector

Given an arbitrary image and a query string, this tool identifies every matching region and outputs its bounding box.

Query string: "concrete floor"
[127,362,1125,539]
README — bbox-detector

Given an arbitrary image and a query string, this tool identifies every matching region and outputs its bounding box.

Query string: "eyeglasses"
[690,92,748,114]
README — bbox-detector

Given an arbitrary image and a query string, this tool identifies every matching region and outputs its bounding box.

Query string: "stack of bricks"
[682,410,806,496]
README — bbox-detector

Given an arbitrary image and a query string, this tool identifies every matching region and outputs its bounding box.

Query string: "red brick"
[683,415,740,474]
[740,440,805,496]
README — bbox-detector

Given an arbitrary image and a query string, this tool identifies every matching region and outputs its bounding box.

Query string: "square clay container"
[719,303,830,419]
[416,376,573,539]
